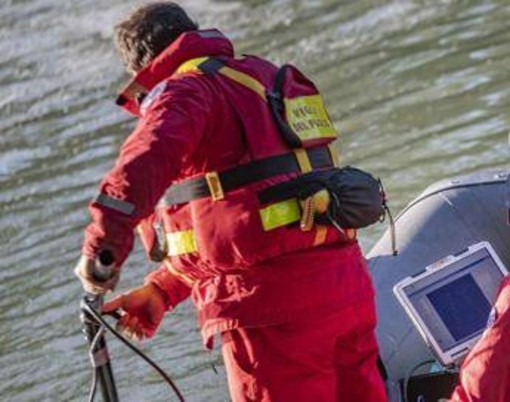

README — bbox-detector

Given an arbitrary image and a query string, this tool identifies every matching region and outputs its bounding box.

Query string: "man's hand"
[102,282,169,341]
[74,255,120,294]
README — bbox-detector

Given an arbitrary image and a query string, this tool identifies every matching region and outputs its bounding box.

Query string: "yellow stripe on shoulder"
[176,57,210,74]
[218,66,267,101]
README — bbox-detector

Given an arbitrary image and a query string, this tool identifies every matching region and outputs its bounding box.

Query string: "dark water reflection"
[1,1,508,400]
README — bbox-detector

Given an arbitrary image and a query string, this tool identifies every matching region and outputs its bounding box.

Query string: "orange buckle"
[205,171,225,201]
[300,197,315,232]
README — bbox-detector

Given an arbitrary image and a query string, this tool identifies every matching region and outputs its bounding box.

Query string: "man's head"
[114,2,198,74]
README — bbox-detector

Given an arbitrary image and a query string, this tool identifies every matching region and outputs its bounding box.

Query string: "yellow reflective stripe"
[166,230,197,256]
[218,66,267,100]
[176,57,209,74]
[260,199,301,231]
[163,257,195,286]
[177,58,267,100]
[284,95,338,141]
[293,148,312,173]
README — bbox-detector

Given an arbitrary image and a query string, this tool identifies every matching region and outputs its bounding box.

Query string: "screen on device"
[427,274,492,342]
[406,248,503,351]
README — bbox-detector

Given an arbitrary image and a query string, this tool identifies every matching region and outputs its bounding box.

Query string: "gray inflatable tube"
[367,169,510,399]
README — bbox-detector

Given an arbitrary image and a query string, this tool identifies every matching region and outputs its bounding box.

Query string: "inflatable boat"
[368,169,510,401]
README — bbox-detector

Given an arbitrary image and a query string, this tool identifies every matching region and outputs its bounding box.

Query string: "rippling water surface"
[1,0,509,401]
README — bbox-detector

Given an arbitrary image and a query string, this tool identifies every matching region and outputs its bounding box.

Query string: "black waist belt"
[162,146,334,206]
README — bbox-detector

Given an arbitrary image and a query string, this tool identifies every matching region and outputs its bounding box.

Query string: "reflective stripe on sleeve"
[94,193,135,216]
[259,199,301,231]
[166,230,198,256]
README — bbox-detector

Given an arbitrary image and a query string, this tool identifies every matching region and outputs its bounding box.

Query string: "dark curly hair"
[114,2,198,74]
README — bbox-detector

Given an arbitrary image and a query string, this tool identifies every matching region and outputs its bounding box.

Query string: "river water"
[1,0,509,401]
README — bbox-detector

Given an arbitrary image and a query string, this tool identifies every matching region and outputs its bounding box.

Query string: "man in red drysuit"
[75,2,387,401]
[449,276,510,402]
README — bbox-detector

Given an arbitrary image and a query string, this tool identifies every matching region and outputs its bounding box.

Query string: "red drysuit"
[449,276,510,402]
[82,29,386,401]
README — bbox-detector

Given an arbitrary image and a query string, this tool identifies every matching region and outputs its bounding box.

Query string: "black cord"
[403,359,436,402]
[82,301,186,402]
[87,325,106,402]
[378,178,398,256]
[88,367,98,402]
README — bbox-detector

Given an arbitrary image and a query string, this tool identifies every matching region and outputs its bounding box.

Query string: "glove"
[74,255,120,294]
[102,282,169,341]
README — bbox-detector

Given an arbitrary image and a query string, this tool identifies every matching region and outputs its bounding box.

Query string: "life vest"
[139,54,357,277]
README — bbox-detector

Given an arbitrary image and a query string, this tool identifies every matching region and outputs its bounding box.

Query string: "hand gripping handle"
[92,250,116,282]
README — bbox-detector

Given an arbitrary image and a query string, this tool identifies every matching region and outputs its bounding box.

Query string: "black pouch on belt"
[258,166,386,229]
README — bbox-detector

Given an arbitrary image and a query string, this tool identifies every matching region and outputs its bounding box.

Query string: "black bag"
[400,372,459,402]
[258,166,386,229]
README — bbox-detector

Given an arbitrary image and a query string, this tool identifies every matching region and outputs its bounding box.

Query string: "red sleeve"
[450,277,510,401]
[144,264,192,309]
[82,76,213,266]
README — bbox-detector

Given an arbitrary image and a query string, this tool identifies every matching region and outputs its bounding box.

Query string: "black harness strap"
[197,57,226,75]
[267,65,303,148]
[161,146,334,206]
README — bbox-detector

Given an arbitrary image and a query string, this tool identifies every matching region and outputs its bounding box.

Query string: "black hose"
[82,300,185,402]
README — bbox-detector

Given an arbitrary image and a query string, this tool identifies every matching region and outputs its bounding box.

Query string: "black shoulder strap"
[198,59,304,148]
[197,58,226,75]
[267,65,303,148]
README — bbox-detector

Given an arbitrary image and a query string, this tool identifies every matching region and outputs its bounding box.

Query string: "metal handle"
[92,249,116,282]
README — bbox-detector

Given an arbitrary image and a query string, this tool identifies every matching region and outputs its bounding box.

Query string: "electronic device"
[394,241,508,366]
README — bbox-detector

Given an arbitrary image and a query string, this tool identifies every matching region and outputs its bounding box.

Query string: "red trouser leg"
[333,304,387,402]
[220,300,387,402]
